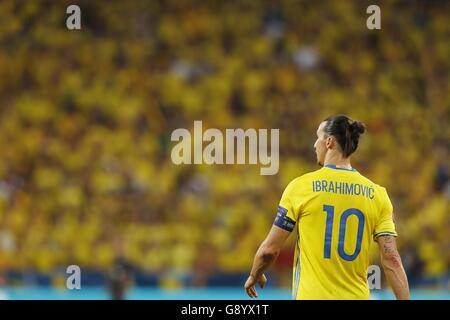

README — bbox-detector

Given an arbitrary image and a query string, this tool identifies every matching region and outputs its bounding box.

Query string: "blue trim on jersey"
[373,231,398,238]
[292,231,301,300]
[324,164,357,172]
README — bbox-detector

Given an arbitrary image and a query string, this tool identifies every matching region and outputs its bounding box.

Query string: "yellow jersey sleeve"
[373,187,398,240]
[273,178,300,232]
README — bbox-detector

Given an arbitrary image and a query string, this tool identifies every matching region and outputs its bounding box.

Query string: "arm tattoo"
[383,244,395,254]
[382,236,397,255]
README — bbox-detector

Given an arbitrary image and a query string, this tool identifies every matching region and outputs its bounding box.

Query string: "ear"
[325,136,334,149]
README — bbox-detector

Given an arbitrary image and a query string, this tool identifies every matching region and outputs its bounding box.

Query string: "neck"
[323,151,352,168]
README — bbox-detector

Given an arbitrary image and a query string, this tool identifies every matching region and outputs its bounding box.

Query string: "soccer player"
[244,115,410,300]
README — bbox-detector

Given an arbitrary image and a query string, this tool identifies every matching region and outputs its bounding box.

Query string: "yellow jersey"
[274,164,397,300]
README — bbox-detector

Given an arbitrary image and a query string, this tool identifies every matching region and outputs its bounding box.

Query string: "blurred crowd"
[0,0,448,288]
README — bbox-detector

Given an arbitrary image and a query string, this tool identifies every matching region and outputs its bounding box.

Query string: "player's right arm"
[376,235,410,300]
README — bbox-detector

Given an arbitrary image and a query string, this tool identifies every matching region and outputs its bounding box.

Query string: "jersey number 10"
[323,205,365,261]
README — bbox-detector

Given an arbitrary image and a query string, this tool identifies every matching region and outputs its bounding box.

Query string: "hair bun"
[349,121,366,135]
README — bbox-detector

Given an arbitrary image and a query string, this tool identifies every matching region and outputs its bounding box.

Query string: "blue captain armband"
[273,206,296,232]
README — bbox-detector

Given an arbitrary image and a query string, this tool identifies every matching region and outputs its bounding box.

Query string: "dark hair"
[323,115,366,157]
